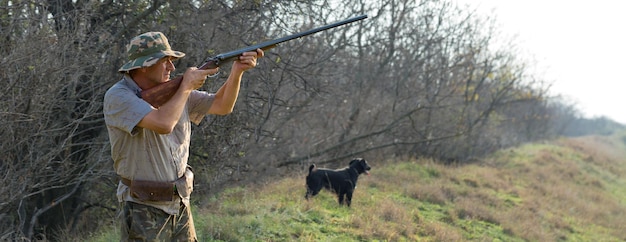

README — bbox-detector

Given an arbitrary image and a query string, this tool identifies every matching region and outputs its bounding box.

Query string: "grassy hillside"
[88,132,626,241]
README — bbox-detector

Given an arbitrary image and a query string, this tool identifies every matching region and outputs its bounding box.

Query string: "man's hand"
[232,48,264,73]
[180,67,219,91]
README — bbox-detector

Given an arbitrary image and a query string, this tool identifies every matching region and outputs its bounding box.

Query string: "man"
[103,31,263,241]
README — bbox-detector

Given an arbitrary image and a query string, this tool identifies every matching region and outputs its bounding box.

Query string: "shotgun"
[141,15,368,108]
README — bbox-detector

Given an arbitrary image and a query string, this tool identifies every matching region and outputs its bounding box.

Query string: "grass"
[86,132,626,241]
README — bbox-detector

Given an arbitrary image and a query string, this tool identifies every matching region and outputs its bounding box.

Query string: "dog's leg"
[305,178,323,200]
[345,192,353,207]
[337,191,345,205]
[306,185,321,199]
[305,182,311,199]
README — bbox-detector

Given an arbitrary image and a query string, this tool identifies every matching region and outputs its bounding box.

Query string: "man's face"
[144,56,176,84]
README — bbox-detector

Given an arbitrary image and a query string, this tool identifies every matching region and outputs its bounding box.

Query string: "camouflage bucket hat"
[118,32,185,72]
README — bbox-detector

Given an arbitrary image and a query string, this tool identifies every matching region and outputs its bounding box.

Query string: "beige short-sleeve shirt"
[104,75,214,214]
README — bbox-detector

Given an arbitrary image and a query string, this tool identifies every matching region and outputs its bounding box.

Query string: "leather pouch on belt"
[175,166,194,199]
[130,180,174,202]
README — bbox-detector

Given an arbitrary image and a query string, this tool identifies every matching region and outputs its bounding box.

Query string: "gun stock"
[140,15,367,108]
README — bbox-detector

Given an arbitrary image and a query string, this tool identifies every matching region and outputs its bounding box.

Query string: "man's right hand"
[181,67,219,91]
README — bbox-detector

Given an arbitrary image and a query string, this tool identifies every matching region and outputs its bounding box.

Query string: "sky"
[452,0,626,124]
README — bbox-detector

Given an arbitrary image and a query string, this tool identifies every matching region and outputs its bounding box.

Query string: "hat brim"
[118,50,185,72]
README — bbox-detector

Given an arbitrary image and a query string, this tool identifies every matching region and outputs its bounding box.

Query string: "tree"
[0,0,575,240]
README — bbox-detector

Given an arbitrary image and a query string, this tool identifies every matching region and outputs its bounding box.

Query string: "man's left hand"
[232,48,264,73]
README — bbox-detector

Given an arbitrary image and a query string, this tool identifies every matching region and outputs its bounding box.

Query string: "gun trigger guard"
[207,71,220,78]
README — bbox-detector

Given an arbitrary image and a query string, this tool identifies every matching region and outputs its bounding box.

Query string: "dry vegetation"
[85,132,626,241]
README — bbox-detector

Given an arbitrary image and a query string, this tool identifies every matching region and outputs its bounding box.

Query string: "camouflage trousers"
[120,201,197,242]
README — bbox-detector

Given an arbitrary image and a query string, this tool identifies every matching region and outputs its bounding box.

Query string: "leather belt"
[120,177,179,195]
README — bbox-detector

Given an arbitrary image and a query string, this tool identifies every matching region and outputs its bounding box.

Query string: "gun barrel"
[211,15,368,65]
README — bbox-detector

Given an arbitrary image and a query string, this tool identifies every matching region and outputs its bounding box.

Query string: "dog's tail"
[308,164,316,174]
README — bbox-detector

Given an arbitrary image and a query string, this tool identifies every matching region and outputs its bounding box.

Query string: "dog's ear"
[359,159,371,172]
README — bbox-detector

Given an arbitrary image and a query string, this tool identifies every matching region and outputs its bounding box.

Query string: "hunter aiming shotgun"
[141,14,368,107]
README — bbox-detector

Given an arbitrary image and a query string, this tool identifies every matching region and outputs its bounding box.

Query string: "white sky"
[453,0,626,124]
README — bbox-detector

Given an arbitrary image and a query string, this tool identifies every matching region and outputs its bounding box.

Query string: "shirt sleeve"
[103,83,154,135]
[187,90,215,125]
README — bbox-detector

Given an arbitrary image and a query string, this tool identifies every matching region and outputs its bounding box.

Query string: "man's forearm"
[139,87,191,134]
[208,71,243,115]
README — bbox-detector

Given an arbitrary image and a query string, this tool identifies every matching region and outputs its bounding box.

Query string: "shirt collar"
[122,74,143,98]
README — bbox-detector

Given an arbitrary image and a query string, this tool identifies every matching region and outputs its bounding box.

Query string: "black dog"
[305,158,371,206]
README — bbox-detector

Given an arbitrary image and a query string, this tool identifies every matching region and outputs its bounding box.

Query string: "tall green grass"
[86,133,626,241]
